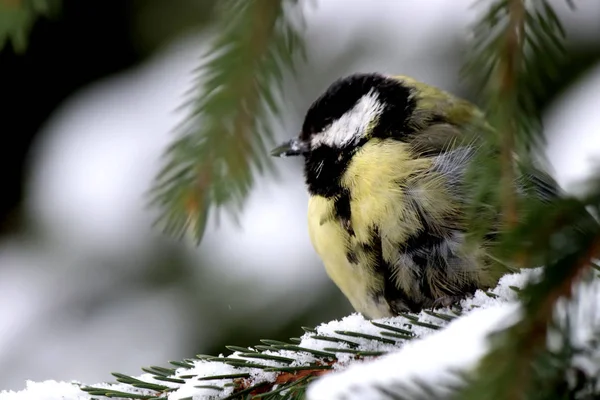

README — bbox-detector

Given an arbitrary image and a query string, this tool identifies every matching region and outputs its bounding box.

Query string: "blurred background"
[0,0,599,391]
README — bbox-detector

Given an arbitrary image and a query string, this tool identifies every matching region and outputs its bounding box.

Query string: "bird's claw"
[430,295,464,311]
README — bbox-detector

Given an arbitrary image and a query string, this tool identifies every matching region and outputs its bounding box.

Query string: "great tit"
[272,73,553,319]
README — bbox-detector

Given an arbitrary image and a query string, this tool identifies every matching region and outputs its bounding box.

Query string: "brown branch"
[498,0,525,229]
[233,355,377,397]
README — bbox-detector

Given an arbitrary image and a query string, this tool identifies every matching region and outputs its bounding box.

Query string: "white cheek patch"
[311,90,384,149]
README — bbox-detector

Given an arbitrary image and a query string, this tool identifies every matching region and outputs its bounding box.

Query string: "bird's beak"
[270,137,310,157]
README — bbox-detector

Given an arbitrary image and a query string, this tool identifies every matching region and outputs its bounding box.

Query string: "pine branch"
[150,0,305,243]
[497,0,525,229]
[460,184,600,400]
[81,312,448,400]
[455,1,600,398]
[6,271,600,399]
[463,0,570,241]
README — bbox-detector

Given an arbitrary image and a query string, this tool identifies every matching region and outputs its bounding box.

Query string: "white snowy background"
[0,0,600,394]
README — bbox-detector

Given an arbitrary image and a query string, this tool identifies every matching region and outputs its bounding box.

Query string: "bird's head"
[272,73,415,196]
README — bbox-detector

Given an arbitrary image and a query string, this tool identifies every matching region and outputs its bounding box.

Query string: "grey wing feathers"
[518,163,561,202]
[407,123,466,157]
[432,146,476,199]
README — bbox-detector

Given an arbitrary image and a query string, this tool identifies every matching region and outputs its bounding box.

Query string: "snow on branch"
[2,268,599,400]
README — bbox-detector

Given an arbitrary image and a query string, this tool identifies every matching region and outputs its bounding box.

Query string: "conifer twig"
[151,0,305,242]
[506,234,600,399]
[497,0,525,229]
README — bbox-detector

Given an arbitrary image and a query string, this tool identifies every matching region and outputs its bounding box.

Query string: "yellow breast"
[306,139,457,318]
[307,195,392,318]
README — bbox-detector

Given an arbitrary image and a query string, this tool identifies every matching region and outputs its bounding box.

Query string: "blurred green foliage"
[2,1,600,396]
[130,0,218,55]
[0,0,61,53]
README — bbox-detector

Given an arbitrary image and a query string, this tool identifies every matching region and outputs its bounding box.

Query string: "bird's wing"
[387,75,487,156]
[394,75,562,202]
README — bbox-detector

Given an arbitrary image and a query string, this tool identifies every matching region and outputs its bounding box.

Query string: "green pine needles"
[150,0,306,243]
[146,0,600,398]
[463,0,574,240]
[143,0,600,398]
[4,0,600,399]
[458,1,600,399]
[79,268,600,400]
[81,308,452,400]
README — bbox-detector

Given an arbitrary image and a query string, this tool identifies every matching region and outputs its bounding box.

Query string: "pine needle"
[150,0,305,244]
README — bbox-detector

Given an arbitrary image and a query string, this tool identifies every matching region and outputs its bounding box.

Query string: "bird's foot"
[430,295,464,311]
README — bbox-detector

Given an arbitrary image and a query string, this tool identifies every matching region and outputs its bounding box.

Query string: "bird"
[271,72,555,319]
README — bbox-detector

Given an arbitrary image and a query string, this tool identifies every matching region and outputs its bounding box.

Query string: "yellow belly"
[305,140,439,319]
[307,195,393,319]
[305,139,495,317]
